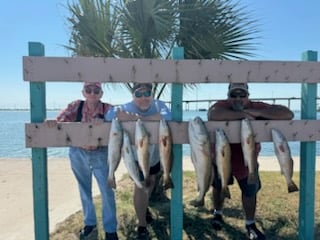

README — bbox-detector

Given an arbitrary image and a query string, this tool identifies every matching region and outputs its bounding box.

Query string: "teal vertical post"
[170,47,184,240]
[299,50,317,240]
[28,42,49,240]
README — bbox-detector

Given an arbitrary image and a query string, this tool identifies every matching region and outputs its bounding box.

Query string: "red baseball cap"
[83,82,102,89]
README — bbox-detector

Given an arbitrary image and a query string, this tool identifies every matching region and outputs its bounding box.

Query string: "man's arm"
[207,105,253,121]
[243,104,294,120]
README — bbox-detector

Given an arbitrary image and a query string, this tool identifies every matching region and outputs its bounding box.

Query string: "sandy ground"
[0,156,319,240]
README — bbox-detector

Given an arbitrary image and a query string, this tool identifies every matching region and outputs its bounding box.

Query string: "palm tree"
[65,0,259,96]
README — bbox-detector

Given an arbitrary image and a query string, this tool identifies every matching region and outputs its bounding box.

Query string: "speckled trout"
[240,118,258,184]
[188,116,213,207]
[271,128,299,193]
[135,119,150,186]
[215,128,231,199]
[159,119,174,190]
[122,130,143,189]
[107,118,123,189]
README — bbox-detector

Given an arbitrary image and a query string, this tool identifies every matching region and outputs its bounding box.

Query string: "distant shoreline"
[0,108,305,111]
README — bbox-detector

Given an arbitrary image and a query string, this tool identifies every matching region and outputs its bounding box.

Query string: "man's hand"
[243,109,261,119]
[116,109,140,121]
[116,109,161,121]
[141,112,161,121]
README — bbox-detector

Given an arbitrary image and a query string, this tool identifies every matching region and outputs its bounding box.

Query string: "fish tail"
[144,176,151,187]
[247,173,258,185]
[163,176,174,190]
[222,187,231,199]
[189,197,205,207]
[107,177,116,189]
[135,180,144,189]
[288,181,299,193]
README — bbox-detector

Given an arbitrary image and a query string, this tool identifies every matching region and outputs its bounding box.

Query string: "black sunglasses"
[134,90,152,98]
[85,87,101,95]
[230,93,247,98]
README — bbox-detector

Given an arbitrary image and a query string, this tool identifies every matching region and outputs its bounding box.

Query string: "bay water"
[0,110,317,159]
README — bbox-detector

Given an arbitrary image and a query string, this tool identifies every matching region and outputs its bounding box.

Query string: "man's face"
[228,89,249,111]
[82,85,103,103]
[133,87,153,111]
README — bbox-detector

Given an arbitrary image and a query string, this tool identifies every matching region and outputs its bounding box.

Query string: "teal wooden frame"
[26,42,318,240]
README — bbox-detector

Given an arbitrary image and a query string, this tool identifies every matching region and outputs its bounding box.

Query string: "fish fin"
[107,177,116,189]
[189,198,204,207]
[222,187,231,199]
[220,149,225,158]
[163,176,174,190]
[139,139,144,148]
[288,181,299,193]
[144,176,151,187]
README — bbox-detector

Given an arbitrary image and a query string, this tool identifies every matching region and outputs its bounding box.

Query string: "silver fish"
[188,116,213,207]
[135,119,150,186]
[271,128,299,193]
[159,119,174,190]
[215,128,231,199]
[107,118,123,189]
[122,130,144,189]
[240,118,258,184]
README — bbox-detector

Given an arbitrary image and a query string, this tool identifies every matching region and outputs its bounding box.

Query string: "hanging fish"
[241,118,258,184]
[159,119,174,190]
[215,128,231,199]
[188,116,213,207]
[271,128,299,193]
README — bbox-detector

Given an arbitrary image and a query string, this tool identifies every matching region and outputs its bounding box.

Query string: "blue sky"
[1,0,319,110]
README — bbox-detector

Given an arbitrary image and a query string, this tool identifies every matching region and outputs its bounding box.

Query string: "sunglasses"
[134,90,152,98]
[230,93,248,98]
[85,87,101,95]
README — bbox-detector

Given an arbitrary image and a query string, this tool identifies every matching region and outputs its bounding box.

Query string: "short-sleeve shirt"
[211,100,271,180]
[105,99,172,121]
[57,99,112,122]
[105,99,172,167]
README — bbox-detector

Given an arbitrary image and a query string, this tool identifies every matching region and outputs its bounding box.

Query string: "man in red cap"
[46,82,118,240]
[207,83,294,240]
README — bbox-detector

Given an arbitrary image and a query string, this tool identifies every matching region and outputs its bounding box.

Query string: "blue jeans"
[69,147,117,232]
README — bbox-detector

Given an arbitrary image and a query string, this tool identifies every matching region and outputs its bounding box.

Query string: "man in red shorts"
[207,83,294,240]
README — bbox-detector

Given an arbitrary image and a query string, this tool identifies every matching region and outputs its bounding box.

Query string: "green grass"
[50,171,320,239]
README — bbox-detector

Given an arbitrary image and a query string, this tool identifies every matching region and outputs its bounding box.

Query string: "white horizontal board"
[23,56,320,83]
[25,120,320,147]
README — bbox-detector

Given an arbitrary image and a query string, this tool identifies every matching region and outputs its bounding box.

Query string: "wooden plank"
[25,120,320,148]
[23,56,320,83]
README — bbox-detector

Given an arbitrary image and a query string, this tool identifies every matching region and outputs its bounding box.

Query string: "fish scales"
[188,116,213,207]
[135,119,150,186]
[159,119,174,190]
[271,128,299,193]
[122,130,144,189]
[215,128,231,199]
[107,118,123,189]
[240,118,258,184]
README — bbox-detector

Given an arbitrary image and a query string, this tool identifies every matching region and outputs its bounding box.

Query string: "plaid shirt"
[56,99,112,122]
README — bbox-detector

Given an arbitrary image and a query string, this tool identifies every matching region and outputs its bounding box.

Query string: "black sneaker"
[246,223,266,240]
[137,226,149,240]
[146,208,153,224]
[79,225,98,240]
[105,232,119,240]
[212,213,224,230]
